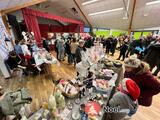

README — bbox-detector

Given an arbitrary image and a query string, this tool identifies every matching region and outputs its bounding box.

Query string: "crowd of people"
[53,34,160,120]
[6,32,54,76]
[54,33,160,78]
[3,31,160,118]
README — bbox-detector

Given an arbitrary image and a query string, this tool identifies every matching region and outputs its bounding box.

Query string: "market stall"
[26,42,123,120]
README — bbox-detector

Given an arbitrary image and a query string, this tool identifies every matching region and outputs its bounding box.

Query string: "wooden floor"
[0,51,160,120]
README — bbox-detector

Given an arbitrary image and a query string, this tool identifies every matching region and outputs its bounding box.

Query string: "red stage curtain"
[39,24,50,38]
[22,8,84,25]
[22,10,42,44]
[22,8,84,43]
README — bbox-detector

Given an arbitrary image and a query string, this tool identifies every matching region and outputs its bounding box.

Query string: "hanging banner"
[0,16,11,78]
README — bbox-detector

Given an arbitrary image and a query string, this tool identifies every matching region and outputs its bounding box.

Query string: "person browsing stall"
[124,55,160,106]
[108,78,140,120]
[75,40,86,64]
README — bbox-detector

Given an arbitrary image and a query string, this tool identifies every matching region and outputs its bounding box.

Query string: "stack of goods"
[103,59,122,69]
[95,79,109,94]
[57,79,79,98]
[0,88,32,120]
[28,90,66,120]
[48,90,66,119]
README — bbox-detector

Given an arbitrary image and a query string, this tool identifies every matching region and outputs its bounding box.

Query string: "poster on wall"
[0,16,10,58]
[0,16,11,78]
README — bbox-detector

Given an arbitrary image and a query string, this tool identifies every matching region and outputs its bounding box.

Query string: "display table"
[60,75,118,120]
[28,56,123,120]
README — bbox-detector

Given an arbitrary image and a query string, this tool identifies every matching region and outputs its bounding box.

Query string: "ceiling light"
[146,0,160,6]
[82,0,100,6]
[89,8,124,16]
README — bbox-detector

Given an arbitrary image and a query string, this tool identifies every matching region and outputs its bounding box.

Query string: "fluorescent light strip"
[146,0,160,6]
[89,8,124,16]
[82,0,100,6]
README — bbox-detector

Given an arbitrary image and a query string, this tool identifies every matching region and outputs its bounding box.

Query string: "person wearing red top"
[124,55,160,106]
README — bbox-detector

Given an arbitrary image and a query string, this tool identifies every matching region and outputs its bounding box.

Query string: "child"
[108,78,140,120]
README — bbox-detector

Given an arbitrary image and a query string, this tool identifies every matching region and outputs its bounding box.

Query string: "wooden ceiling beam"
[73,0,92,28]
[128,0,137,34]
[0,0,47,15]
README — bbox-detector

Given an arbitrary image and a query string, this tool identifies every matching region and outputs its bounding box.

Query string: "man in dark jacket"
[144,37,160,77]
[117,41,128,61]
[75,40,86,64]
[65,40,72,64]
[42,38,50,52]
[110,37,117,56]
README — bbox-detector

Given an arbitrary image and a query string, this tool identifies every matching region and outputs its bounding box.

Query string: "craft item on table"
[34,113,42,120]
[75,98,81,104]
[85,101,101,116]
[84,79,93,89]
[54,90,65,110]
[60,107,71,119]
[19,104,31,118]
[67,101,73,110]
[80,104,88,120]
[98,111,102,116]
[19,106,26,117]
[42,109,50,119]
[70,79,77,84]
[105,61,114,68]
[42,102,48,110]
[98,69,114,80]
[81,111,88,120]
[79,86,86,98]
[95,79,109,91]
[80,104,85,112]
[78,81,83,86]
[98,100,104,106]
[96,94,102,100]
[48,95,56,112]
[102,94,108,99]
[72,110,81,120]
[21,116,28,120]
[113,60,122,67]
[76,61,90,78]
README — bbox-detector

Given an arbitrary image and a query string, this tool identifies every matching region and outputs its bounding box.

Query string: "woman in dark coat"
[143,40,160,76]
[106,38,111,54]
[65,40,72,64]
[110,37,117,56]
[124,55,160,106]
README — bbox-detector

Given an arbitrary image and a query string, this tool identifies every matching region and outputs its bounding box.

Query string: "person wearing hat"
[6,51,22,70]
[108,78,140,120]
[75,40,86,64]
[124,55,160,106]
